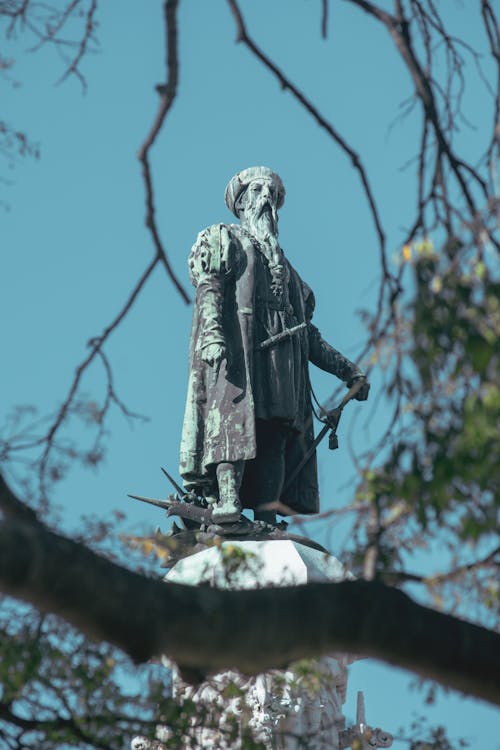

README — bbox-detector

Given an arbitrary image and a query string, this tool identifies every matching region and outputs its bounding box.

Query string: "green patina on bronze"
[179,167,369,522]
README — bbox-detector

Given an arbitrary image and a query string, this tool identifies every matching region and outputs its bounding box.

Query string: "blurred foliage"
[397,713,470,750]
[0,596,274,749]
[352,232,500,625]
[0,599,172,749]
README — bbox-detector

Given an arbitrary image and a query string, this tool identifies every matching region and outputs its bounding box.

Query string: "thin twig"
[321,0,329,39]
[38,255,159,495]
[226,0,390,283]
[385,546,500,587]
[137,0,190,305]
[56,0,98,91]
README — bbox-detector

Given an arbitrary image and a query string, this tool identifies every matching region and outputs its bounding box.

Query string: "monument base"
[131,536,392,750]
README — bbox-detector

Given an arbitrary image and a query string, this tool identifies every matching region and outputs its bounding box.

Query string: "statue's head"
[225,166,285,238]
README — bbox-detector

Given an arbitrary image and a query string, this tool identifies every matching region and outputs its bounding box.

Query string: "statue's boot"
[212,495,241,523]
[212,462,242,523]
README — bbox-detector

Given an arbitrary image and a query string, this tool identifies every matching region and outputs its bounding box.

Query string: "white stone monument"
[132,534,393,750]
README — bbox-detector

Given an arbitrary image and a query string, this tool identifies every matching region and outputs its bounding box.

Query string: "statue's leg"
[212,461,244,523]
[241,419,288,525]
[253,507,277,525]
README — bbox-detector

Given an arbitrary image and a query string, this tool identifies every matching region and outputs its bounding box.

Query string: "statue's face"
[244,178,278,210]
[240,178,279,236]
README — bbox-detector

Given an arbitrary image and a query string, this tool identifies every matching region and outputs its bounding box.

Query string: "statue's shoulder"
[193,221,239,239]
[188,223,243,285]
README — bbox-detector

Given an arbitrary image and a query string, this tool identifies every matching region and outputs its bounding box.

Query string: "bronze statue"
[180,166,369,524]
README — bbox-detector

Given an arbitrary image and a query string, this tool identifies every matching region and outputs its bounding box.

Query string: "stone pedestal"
[132,536,392,750]
[166,537,351,587]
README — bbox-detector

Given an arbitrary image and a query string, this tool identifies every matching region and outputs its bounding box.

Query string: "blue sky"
[2,1,498,747]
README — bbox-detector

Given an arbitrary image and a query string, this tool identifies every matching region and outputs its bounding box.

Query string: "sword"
[282,378,366,493]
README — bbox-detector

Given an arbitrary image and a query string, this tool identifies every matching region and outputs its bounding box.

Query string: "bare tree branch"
[0,473,37,521]
[226,0,391,285]
[0,476,499,707]
[321,0,329,39]
[348,0,495,240]
[137,0,190,305]
[56,0,98,91]
[2,0,189,496]
[481,0,500,194]
[38,255,159,496]
[2,0,99,90]
[383,546,500,586]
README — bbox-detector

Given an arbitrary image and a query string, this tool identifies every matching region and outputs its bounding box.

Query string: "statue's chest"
[251,250,290,313]
[234,232,296,319]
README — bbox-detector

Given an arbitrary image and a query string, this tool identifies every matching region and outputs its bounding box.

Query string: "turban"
[224,166,285,216]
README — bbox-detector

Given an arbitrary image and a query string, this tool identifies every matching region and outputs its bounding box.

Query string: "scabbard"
[258,321,307,351]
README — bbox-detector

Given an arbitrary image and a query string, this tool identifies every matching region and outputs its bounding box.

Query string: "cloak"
[179,223,361,514]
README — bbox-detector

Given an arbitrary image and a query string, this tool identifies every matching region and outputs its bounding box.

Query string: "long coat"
[179,223,361,514]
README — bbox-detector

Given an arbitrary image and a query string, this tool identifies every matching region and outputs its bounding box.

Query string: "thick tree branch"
[0,478,499,706]
[0,474,37,521]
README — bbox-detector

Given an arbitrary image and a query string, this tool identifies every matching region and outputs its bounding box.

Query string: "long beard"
[243,197,284,298]
[243,198,279,246]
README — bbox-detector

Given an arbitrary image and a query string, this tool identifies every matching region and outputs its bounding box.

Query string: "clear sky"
[2,1,498,747]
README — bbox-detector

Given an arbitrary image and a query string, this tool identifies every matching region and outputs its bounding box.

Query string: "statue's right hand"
[201,343,227,368]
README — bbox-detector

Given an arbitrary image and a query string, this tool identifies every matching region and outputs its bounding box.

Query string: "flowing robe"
[179,223,361,514]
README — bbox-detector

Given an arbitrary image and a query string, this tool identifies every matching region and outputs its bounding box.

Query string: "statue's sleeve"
[303,281,364,384]
[188,224,237,351]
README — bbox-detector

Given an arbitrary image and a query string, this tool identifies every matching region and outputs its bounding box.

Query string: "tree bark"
[0,499,499,707]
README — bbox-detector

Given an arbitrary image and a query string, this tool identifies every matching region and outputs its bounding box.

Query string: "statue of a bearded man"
[180,166,369,524]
